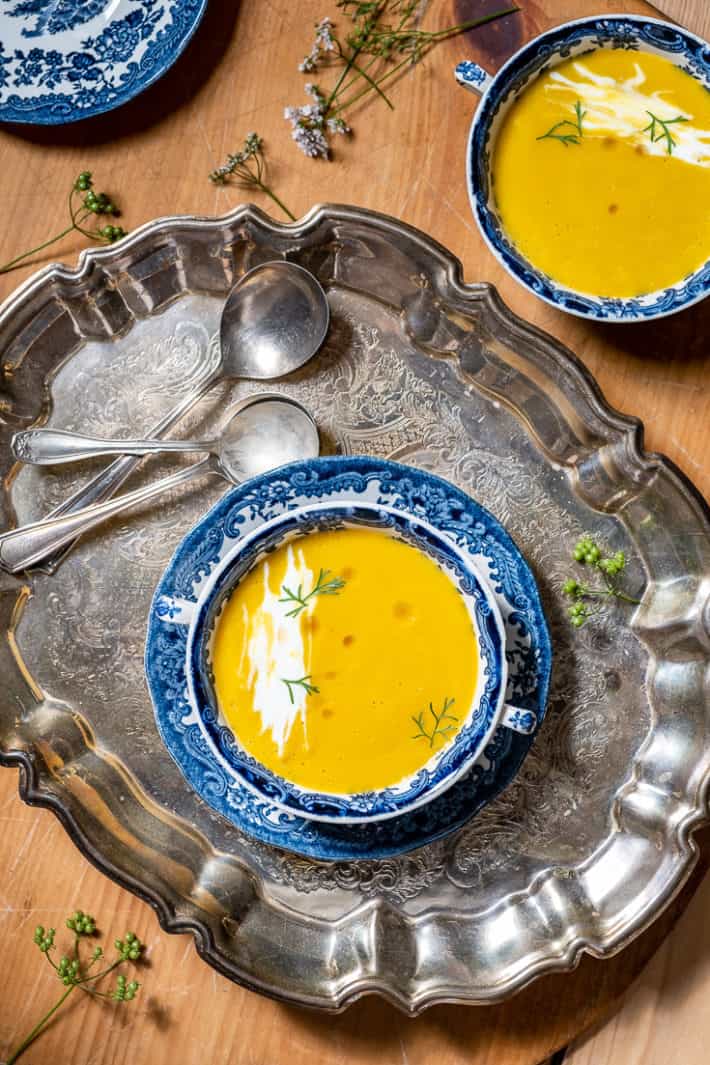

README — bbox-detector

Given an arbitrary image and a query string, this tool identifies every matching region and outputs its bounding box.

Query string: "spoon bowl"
[220,261,330,379]
[215,394,320,481]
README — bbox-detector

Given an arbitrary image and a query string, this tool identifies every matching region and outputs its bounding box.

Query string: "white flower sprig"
[285,1,519,159]
[299,16,338,72]
[208,133,296,220]
[285,84,350,159]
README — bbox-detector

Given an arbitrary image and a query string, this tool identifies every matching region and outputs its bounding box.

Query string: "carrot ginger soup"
[492,49,710,296]
[211,527,479,793]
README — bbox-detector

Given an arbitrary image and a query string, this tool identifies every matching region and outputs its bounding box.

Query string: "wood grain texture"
[645,0,710,36]
[0,2,708,1064]
[565,859,710,1065]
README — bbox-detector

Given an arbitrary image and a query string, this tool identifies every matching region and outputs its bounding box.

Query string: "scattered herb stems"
[537,99,586,146]
[641,110,688,154]
[4,910,143,1065]
[285,3,520,158]
[209,133,296,221]
[411,697,458,747]
[0,172,126,276]
[281,675,320,703]
[279,568,347,618]
[563,536,641,628]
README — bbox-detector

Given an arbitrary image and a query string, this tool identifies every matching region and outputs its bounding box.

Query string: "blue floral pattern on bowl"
[4,0,112,37]
[463,15,710,321]
[146,457,552,858]
[186,500,508,824]
[0,0,207,124]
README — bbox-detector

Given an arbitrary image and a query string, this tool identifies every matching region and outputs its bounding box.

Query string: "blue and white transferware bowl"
[0,0,207,124]
[180,497,535,825]
[146,456,552,856]
[456,15,710,322]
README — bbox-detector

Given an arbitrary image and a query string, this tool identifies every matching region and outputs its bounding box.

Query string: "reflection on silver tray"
[0,204,708,1014]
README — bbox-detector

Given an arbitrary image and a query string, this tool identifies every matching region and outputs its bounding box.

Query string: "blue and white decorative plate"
[146,456,552,859]
[0,0,207,124]
[458,15,710,322]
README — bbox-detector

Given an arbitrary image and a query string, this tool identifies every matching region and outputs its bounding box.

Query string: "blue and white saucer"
[0,0,207,124]
[146,456,552,859]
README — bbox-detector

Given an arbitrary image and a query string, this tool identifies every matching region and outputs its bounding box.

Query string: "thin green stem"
[76,957,123,985]
[347,56,394,108]
[6,985,75,1065]
[0,224,77,274]
[255,181,297,222]
[332,50,412,114]
[331,8,517,116]
[335,51,381,102]
[613,590,641,605]
[339,0,414,95]
[327,41,364,110]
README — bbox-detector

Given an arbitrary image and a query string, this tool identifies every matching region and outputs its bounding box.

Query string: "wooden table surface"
[0,2,708,1064]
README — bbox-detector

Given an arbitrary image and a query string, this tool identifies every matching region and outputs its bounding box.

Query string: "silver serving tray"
[1,205,708,1013]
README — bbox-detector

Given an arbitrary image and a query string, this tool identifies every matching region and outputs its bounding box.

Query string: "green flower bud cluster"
[568,601,588,628]
[74,170,93,192]
[82,188,117,215]
[57,956,81,986]
[99,224,126,242]
[599,551,626,577]
[33,925,56,952]
[113,974,141,1002]
[573,536,601,564]
[69,172,126,245]
[114,931,143,962]
[66,910,96,935]
[563,536,638,629]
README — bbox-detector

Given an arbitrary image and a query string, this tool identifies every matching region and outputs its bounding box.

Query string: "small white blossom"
[284,95,330,158]
[298,15,337,72]
[326,116,350,135]
[315,16,336,52]
[290,122,330,158]
[299,51,319,73]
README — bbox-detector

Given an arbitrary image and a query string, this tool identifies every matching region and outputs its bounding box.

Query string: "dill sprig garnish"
[281,675,320,703]
[279,568,346,618]
[640,111,687,155]
[411,697,458,748]
[537,99,586,147]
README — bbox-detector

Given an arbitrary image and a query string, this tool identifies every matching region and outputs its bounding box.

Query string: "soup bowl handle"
[155,595,195,626]
[454,60,494,95]
[501,705,538,736]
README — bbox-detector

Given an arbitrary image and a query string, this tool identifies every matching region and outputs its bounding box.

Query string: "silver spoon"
[0,394,319,574]
[13,407,312,467]
[26,260,329,569]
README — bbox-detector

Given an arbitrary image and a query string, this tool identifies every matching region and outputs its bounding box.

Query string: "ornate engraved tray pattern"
[0,205,708,1012]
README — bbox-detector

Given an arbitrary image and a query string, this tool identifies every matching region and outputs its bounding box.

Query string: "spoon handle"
[32,370,221,572]
[0,458,215,574]
[12,428,216,466]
